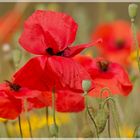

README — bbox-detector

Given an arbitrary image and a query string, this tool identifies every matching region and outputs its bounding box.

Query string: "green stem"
[46,107,50,137]
[18,116,23,138]
[26,113,33,138]
[24,99,33,138]
[99,87,112,108]
[107,102,111,138]
[4,122,11,138]
[85,92,99,138]
[133,124,140,137]
[52,87,58,137]
[131,21,140,72]
[103,97,120,137]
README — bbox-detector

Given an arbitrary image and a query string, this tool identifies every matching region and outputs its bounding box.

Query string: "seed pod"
[95,108,109,134]
[82,80,92,92]
[128,4,138,19]
[80,125,95,138]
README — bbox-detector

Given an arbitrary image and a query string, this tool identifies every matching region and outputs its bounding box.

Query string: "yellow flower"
[8,112,70,137]
[129,49,140,70]
[0,118,7,123]
[120,125,134,138]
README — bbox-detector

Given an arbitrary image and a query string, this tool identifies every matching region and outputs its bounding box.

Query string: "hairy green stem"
[107,102,111,138]
[85,92,99,138]
[131,21,140,72]
[18,116,23,138]
[103,97,120,137]
[46,107,50,137]
[52,87,58,137]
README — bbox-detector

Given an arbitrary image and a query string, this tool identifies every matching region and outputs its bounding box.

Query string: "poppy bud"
[128,4,138,21]
[49,124,59,137]
[12,48,22,68]
[94,109,109,134]
[82,80,92,92]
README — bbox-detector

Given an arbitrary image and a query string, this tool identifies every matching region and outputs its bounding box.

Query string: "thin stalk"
[103,97,120,137]
[133,124,140,137]
[52,87,58,137]
[85,93,99,138]
[46,107,50,137]
[18,116,23,138]
[107,102,111,138]
[24,99,33,138]
[4,122,11,137]
[131,21,140,72]
[26,113,33,138]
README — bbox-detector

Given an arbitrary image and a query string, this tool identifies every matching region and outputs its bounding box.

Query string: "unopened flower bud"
[95,109,109,134]
[128,4,138,20]
[82,80,92,92]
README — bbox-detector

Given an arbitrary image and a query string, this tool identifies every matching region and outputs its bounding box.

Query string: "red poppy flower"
[92,21,136,67]
[75,55,133,97]
[0,81,41,120]
[32,90,85,112]
[14,10,101,92]
[0,8,21,43]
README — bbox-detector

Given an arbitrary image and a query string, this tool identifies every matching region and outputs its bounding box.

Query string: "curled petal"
[64,39,102,57]
[44,56,93,91]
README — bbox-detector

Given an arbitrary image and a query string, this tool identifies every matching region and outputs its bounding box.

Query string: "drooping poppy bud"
[94,109,109,134]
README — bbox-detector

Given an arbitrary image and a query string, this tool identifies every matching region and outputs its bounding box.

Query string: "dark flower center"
[97,60,109,72]
[115,39,125,49]
[46,48,65,56]
[5,80,21,92]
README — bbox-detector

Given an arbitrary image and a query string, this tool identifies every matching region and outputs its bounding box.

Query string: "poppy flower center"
[5,80,21,92]
[115,39,125,49]
[97,60,109,72]
[46,48,65,56]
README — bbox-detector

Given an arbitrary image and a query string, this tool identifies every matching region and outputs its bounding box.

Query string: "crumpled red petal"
[19,10,78,55]
[56,90,85,112]
[44,56,93,91]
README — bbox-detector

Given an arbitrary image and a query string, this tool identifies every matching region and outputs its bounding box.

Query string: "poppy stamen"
[46,48,65,56]
[115,39,125,49]
[97,60,109,72]
[5,80,21,92]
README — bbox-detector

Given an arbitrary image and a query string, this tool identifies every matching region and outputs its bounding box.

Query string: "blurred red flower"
[0,9,21,43]
[14,10,101,92]
[0,81,42,120]
[75,55,133,97]
[92,21,138,67]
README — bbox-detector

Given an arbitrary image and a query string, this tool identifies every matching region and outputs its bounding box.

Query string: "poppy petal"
[0,94,22,120]
[19,10,78,55]
[56,90,85,112]
[13,56,47,91]
[64,39,102,57]
[44,56,93,91]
